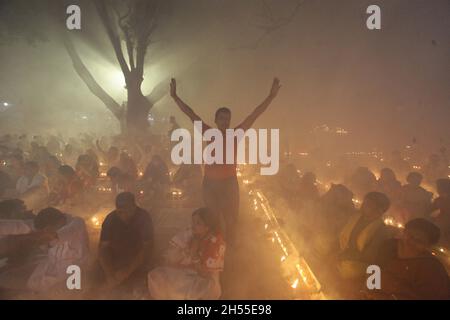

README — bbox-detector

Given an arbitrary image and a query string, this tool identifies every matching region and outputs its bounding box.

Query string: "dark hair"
[115,192,136,208]
[380,168,396,180]
[0,199,25,219]
[58,165,75,177]
[107,166,122,178]
[34,207,66,230]
[405,218,440,245]
[215,107,231,120]
[407,172,423,185]
[192,207,220,233]
[364,191,390,213]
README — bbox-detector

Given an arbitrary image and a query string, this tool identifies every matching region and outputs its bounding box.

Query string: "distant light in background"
[0,101,13,112]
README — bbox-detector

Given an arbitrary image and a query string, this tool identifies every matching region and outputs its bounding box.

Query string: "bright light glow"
[291,278,299,289]
[110,70,126,89]
[3,102,8,107]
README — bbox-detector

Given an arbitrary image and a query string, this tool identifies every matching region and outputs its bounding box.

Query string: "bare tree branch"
[230,0,304,50]
[112,2,135,70]
[63,34,124,120]
[134,1,160,79]
[94,0,131,78]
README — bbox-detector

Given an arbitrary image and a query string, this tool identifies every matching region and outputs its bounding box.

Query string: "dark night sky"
[0,0,449,151]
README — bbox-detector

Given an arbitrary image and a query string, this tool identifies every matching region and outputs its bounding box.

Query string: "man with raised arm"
[170,78,281,243]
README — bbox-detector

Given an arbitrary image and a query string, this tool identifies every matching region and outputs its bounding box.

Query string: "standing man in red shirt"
[170,77,281,243]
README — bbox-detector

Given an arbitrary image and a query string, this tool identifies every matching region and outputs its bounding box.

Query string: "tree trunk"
[125,77,152,138]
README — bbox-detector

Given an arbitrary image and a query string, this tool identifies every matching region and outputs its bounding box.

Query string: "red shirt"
[202,124,238,180]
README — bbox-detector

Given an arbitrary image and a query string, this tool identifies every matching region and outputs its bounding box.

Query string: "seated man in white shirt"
[27,207,90,292]
[0,207,89,295]
[16,161,49,211]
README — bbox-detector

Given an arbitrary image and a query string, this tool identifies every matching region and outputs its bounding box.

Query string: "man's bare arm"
[170,78,203,123]
[239,78,281,131]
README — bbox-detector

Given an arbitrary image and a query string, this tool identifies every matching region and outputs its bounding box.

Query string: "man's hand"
[170,78,177,98]
[269,77,281,98]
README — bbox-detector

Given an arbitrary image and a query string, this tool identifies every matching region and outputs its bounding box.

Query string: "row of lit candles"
[248,189,324,298]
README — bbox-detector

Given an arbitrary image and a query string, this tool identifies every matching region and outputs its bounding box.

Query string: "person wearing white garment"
[26,207,89,292]
[0,207,89,295]
[15,161,49,211]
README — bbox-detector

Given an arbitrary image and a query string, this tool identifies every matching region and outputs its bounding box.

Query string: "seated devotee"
[296,172,320,208]
[48,165,83,206]
[26,207,90,292]
[43,155,62,190]
[142,155,170,186]
[0,222,56,263]
[96,141,120,169]
[107,167,136,195]
[86,148,100,166]
[399,172,433,222]
[376,168,401,202]
[75,154,99,190]
[62,144,77,167]
[430,178,450,243]
[306,184,356,256]
[15,161,49,211]
[0,207,88,293]
[369,219,449,300]
[141,155,170,199]
[277,163,301,203]
[118,152,138,181]
[148,207,225,300]
[0,199,35,220]
[45,135,62,156]
[337,192,395,283]
[91,192,153,295]
[347,167,377,199]
[0,200,35,260]
[32,146,52,167]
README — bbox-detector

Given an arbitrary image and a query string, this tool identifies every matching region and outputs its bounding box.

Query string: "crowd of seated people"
[0,132,226,299]
[276,160,450,299]
[1,131,449,300]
